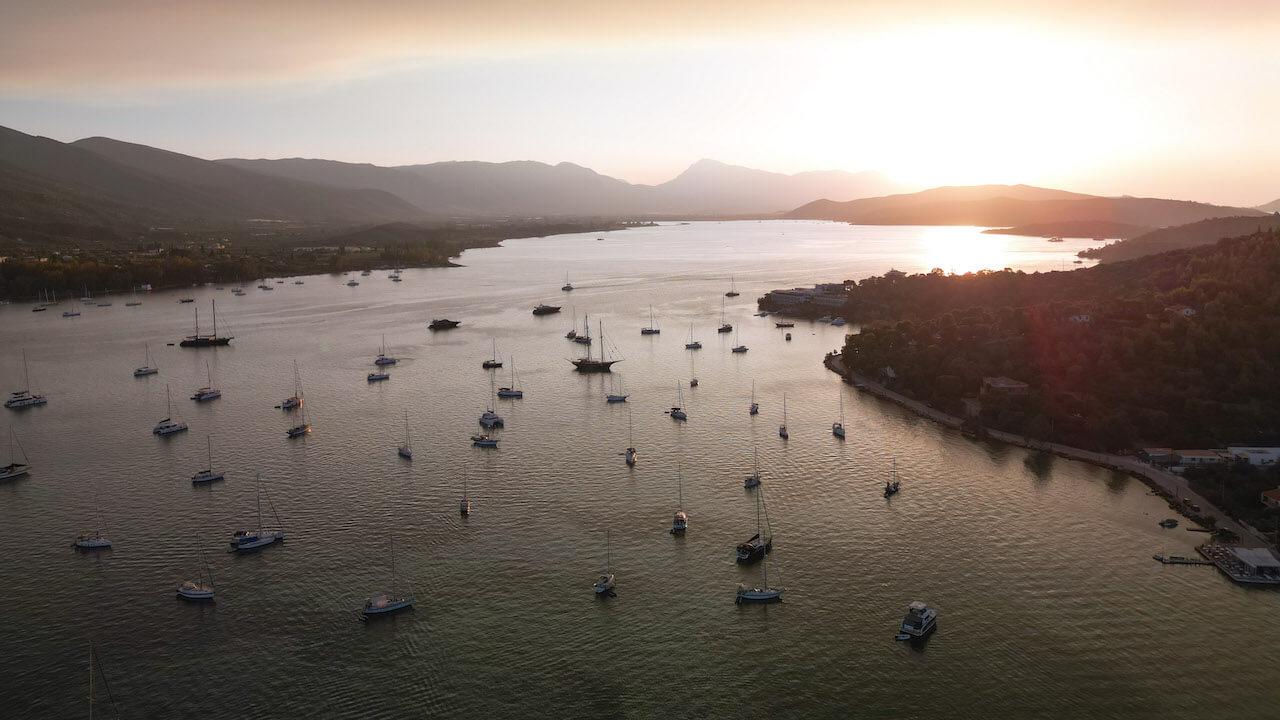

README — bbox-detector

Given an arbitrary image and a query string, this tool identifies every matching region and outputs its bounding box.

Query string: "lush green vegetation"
[1186,463,1280,534]
[840,230,1280,452]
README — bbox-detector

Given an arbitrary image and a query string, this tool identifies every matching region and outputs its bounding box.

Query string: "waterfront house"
[1226,446,1280,466]
[1141,448,1175,464]
[1261,488,1280,509]
[1175,449,1225,465]
[1226,547,1280,580]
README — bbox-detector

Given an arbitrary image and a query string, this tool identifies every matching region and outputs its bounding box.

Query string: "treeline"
[840,231,1280,452]
[1186,463,1280,533]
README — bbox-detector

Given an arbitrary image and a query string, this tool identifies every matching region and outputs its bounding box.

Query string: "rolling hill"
[1257,198,1280,213]
[1078,215,1280,262]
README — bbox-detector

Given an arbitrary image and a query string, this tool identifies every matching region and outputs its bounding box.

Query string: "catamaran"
[899,601,938,638]
[228,474,286,553]
[362,536,415,618]
[717,298,732,333]
[731,327,748,353]
[735,481,773,565]
[398,411,414,459]
[1,428,31,481]
[736,493,783,604]
[685,324,702,350]
[280,360,304,410]
[561,272,574,292]
[6,350,48,409]
[593,529,615,595]
[571,320,620,372]
[641,305,660,335]
[625,407,637,466]
[832,392,846,438]
[605,373,628,403]
[133,342,159,377]
[286,364,312,437]
[153,384,189,436]
[191,361,221,401]
[367,369,390,382]
[179,300,233,347]
[497,358,524,398]
[176,536,216,601]
[191,435,225,484]
[669,382,687,421]
[671,463,688,534]
[479,373,504,428]
[482,339,503,369]
[779,394,789,439]
[749,379,759,416]
[374,335,398,366]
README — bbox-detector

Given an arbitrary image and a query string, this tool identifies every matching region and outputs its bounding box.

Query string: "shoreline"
[823,352,1273,550]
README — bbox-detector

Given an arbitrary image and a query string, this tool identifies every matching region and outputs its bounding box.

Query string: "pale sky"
[1,0,1277,205]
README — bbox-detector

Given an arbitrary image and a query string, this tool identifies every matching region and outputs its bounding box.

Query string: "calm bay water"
[2,221,1277,718]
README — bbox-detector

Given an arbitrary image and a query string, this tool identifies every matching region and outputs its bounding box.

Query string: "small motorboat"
[830,318,846,326]
[532,304,562,316]
[774,321,794,328]
[73,532,113,550]
[471,434,498,448]
[785,333,792,341]
[899,601,938,638]
[367,371,390,383]
[428,319,461,330]
[1159,518,1179,529]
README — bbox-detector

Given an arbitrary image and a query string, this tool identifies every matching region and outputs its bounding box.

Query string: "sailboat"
[573,313,592,345]
[778,394,789,439]
[731,327,748,353]
[641,305,660,335]
[571,320,620,372]
[280,359,304,410]
[346,273,360,286]
[717,298,732,333]
[497,358,524,398]
[479,373,504,428]
[744,446,762,488]
[685,324,702,350]
[749,379,759,415]
[153,384,189,436]
[561,272,574,292]
[735,481,773,564]
[725,275,740,297]
[669,382,687,421]
[482,339,503,369]
[736,491,783,604]
[374,335,398,366]
[286,364,312,437]
[593,529,615,595]
[133,342,159,377]
[1,428,31,481]
[362,536,415,617]
[459,468,472,515]
[689,349,699,388]
[566,306,579,340]
[74,514,113,550]
[832,392,846,438]
[605,373,628,403]
[398,411,413,459]
[177,536,216,601]
[6,350,48,409]
[625,407,637,466]
[179,300,233,347]
[191,361,221,401]
[87,645,121,719]
[191,435,225,484]
[228,473,286,552]
[671,463,688,534]
[884,456,902,497]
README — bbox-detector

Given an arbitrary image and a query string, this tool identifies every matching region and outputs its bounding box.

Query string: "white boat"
[832,393,846,439]
[640,305,660,335]
[593,530,615,595]
[191,435,225,484]
[133,342,159,377]
[573,314,592,345]
[1,428,31,481]
[744,447,762,489]
[228,475,286,553]
[286,363,312,437]
[497,358,523,398]
[176,536,216,601]
[561,272,574,292]
[482,339,503,369]
[280,359,304,410]
[899,601,938,638]
[669,382,687,422]
[671,463,688,534]
[362,536,415,618]
[346,274,359,287]
[625,407,637,467]
[605,373,628,403]
[374,335,398,366]
[736,539,783,605]
[74,516,112,550]
[398,411,413,459]
[731,327,748,353]
[725,275,740,297]
[749,379,759,416]
[779,394,789,439]
[830,317,846,326]
[153,385,189,436]
[685,324,702,350]
[190,361,221,401]
[459,469,472,515]
[565,306,578,340]
[367,370,390,382]
[6,350,48,409]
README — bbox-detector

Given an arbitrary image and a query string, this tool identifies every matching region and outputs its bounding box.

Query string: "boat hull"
[179,338,232,348]
[362,597,415,617]
[191,471,225,484]
[572,359,618,373]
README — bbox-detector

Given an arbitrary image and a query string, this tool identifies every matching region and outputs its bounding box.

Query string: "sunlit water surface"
[2,222,1276,718]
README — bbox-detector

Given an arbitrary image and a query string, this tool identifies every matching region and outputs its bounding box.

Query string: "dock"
[1197,543,1280,586]
[1152,554,1212,566]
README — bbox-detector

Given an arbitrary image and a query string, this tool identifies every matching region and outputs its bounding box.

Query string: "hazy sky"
[2,1,1277,205]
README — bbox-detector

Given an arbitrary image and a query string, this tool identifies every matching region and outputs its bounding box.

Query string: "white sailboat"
[286,363,312,437]
[153,384,189,436]
[731,327,748,353]
[671,463,688,534]
[191,361,221,401]
[1,428,31,481]
[482,338,503,369]
[593,529,615,595]
[625,407,637,466]
[497,358,523,398]
[736,491,783,604]
[778,393,789,439]
[191,435,225,484]
[605,372,628,403]
[832,392,846,439]
[176,535,216,601]
[749,379,759,416]
[398,411,413,459]
[573,313,592,345]
[744,446,762,488]
[228,474,286,553]
[561,271,574,292]
[5,350,48,409]
[280,359,303,410]
[685,323,702,350]
[133,342,159,377]
[362,536,415,617]
[374,335,398,366]
[640,305,660,335]
[74,514,112,550]
[669,382,687,421]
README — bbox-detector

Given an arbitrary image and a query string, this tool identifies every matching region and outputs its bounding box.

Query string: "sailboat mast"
[605,529,611,574]
[22,349,30,392]
[206,435,212,472]
[211,300,217,339]
[89,644,94,720]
